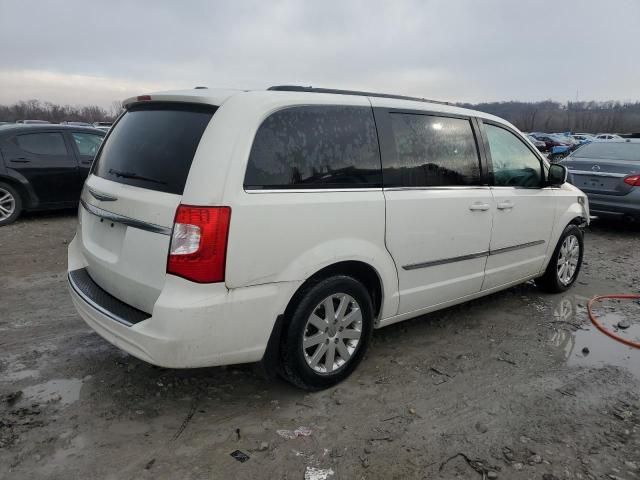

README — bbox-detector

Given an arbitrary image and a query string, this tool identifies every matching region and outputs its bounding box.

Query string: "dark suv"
[0,124,105,225]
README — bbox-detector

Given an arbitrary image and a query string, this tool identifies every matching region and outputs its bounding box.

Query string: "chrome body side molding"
[402,240,546,271]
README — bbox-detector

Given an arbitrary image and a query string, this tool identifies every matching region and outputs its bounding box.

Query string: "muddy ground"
[1,211,639,480]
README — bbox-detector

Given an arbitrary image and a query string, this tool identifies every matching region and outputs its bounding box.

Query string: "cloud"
[0,69,178,107]
[0,0,638,107]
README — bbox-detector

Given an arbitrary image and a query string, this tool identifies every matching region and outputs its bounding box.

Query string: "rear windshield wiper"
[108,169,167,185]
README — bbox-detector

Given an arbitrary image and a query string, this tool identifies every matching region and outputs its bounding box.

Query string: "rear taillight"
[623,174,640,187]
[167,205,231,283]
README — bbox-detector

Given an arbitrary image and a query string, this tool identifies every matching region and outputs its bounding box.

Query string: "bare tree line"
[2,98,640,133]
[459,100,640,133]
[0,99,122,123]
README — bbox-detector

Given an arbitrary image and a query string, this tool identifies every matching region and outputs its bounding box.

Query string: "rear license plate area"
[82,209,127,258]
[577,176,616,190]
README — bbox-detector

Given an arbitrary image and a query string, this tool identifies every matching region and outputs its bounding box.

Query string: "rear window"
[92,103,216,195]
[244,105,381,189]
[573,142,640,161]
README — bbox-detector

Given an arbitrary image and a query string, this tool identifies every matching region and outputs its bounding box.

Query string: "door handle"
[497,200,514,210]
[469,202,490,211]
[10,158,30,163]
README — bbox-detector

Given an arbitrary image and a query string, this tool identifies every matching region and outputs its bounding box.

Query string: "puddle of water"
[21,378,83,406]
[547,294,639,380]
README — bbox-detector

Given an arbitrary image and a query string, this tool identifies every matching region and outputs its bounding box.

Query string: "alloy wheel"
[557,234,580,286]
[0,187,15,222]
[302,293,363,374]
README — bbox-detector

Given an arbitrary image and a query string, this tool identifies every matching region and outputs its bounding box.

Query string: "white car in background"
[67,86,590,390]
[571,134,595,143]
[595,133,623,140]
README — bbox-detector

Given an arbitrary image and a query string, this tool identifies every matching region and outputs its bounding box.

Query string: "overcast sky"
[0,0,639,109]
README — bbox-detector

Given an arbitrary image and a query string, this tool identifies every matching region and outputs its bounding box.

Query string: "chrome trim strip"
[489,186,550,190]
[245,186,491,194]
[384,186,490,191]
[566,170,627,178]
[244,188,383,194]
[402,240,546,271]
[403,251,488,270]
[80,199,171,236]
[489,239,546,255]
[87,187,118,202]
[68,273,134,327]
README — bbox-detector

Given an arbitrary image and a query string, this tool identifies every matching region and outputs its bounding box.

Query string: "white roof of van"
[122,87,509,126]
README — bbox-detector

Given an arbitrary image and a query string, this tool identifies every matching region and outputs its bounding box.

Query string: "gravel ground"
[0,211,639,480]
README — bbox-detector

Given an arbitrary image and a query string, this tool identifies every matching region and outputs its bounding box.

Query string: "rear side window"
[92,103,216,195]
[72,132,104,156]
[15,133,68,155]
[385,114,481,187]
[244,106,381,189]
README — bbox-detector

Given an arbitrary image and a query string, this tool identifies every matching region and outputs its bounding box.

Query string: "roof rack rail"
[267,85,451,105]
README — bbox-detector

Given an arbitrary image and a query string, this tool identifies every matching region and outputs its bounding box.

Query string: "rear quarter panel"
[183,92,400,320]
[225,189,398,319]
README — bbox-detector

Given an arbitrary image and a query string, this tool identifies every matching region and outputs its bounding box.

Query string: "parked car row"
[4,120,113,131]
[524,133,640,222]
[0,123,106,225]
[523,131,627,162]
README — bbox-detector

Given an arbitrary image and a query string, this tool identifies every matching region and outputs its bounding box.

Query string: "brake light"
[623,174,640,187]
[137,95,152,101]
[167,205,231,283]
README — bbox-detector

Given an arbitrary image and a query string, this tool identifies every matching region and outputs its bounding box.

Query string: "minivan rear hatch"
[78,102,217,313]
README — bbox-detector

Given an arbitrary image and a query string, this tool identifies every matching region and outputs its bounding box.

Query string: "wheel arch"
[288,261,384,319]
[259,260,386,377]
[568,216,587,227]
[542,214,585,272]
[0,173,37,209]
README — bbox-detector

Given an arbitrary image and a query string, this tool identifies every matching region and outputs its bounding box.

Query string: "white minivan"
[68,86,589,390]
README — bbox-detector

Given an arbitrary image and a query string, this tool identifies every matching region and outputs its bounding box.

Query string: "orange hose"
[587,294,640,349]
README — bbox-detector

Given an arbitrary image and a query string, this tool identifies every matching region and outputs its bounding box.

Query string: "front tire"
[0,182,22,227]
[280,275,374,391]
[536,224,584,293]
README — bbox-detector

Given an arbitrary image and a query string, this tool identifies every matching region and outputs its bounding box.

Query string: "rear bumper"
[68,236,301,368]
[587,190,640,219]
[68,268,151,327]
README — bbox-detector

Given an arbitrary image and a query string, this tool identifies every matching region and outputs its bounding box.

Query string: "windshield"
[92,103,216,195]
[572,142,640,161]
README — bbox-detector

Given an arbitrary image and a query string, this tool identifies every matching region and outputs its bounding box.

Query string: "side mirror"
[548,164,568,186]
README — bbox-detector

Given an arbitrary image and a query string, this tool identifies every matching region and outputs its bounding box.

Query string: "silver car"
[560,140,640,221]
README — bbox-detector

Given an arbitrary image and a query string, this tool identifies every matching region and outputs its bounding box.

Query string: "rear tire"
[0,182,22,227]
[535,224,584,293]
[280,275,374,391]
